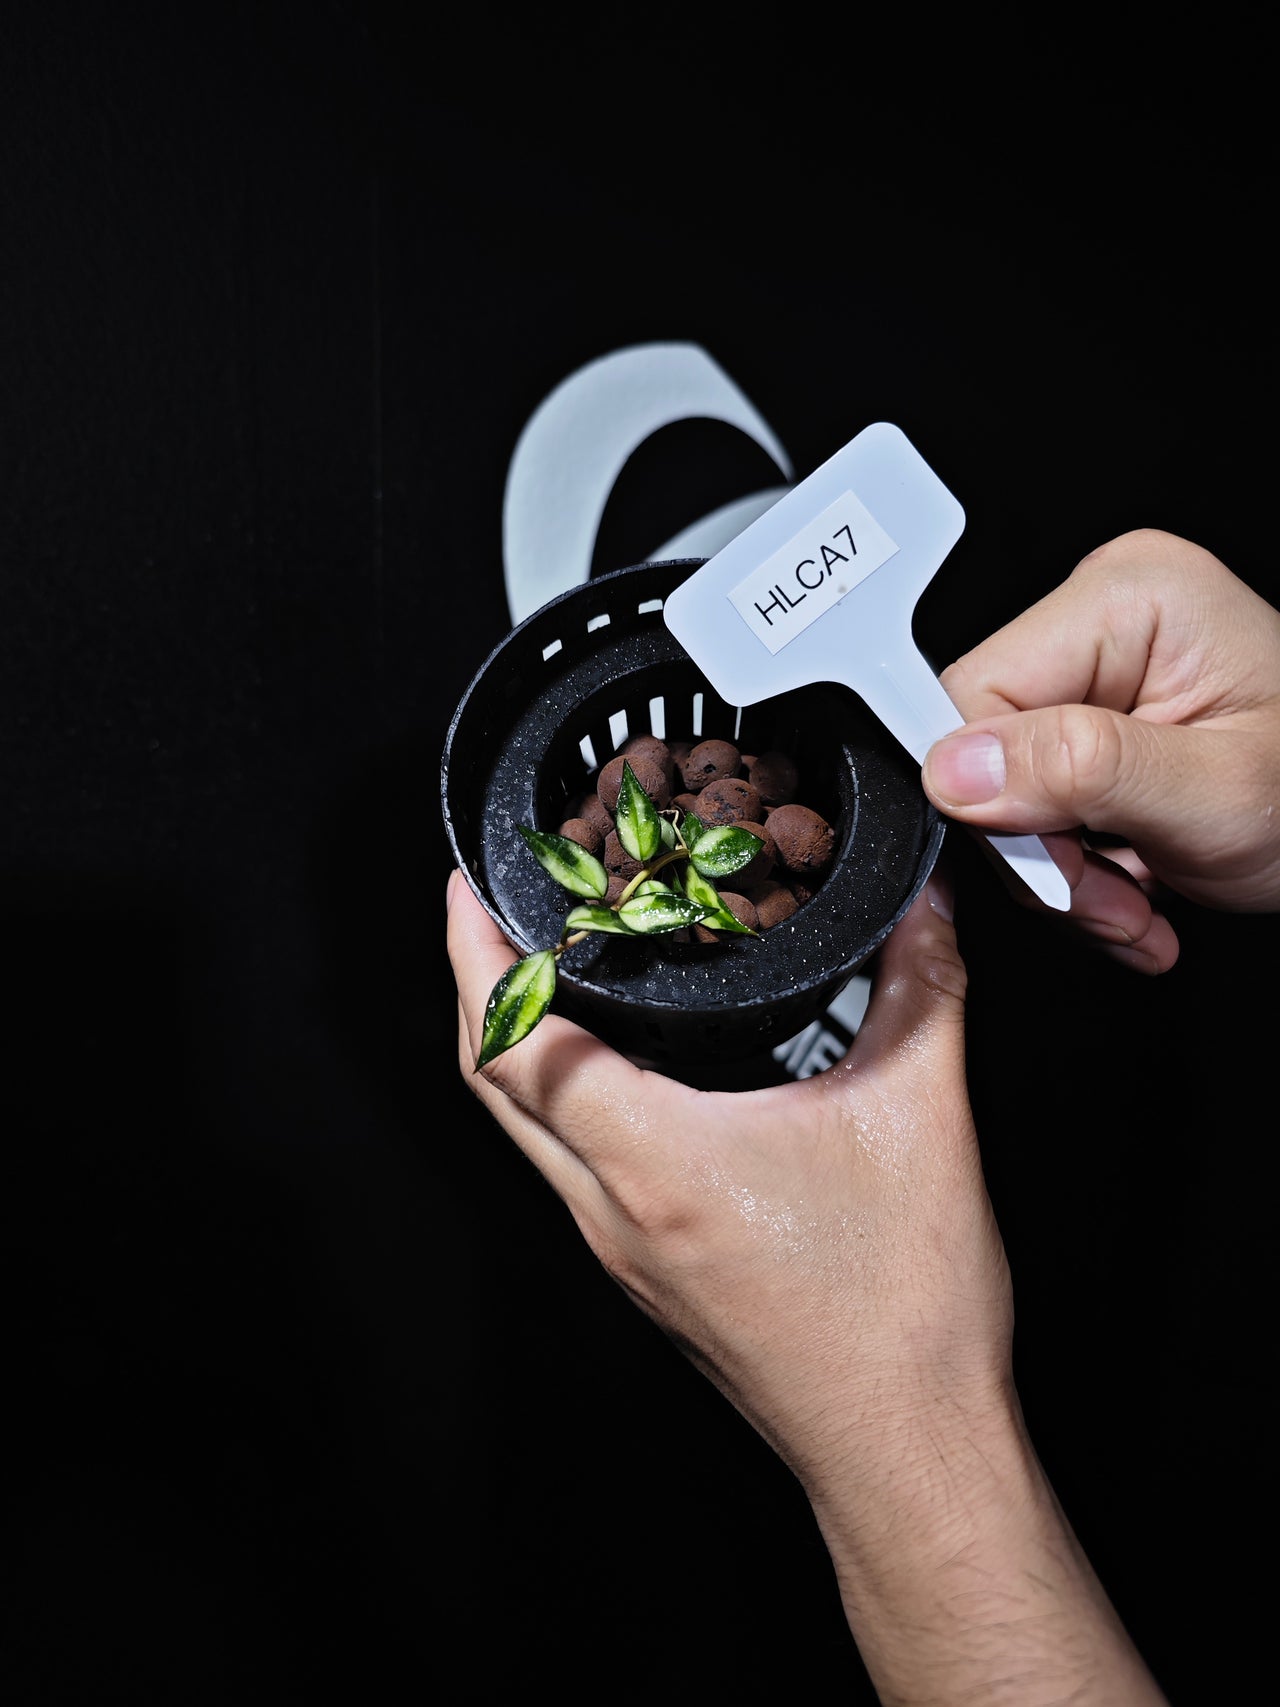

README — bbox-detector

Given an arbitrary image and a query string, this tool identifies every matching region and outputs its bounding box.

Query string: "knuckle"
[932,943,969,1005]
[1076,526,1180,577]
[914,936,969,1010]
[881,933,968,1018]
[937,652,974,701]
[1034,704,1127,811]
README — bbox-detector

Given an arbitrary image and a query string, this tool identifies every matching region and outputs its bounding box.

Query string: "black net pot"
[441,559,946,1066]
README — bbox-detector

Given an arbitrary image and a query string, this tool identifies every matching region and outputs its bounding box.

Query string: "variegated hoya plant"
[476,760,763,1067]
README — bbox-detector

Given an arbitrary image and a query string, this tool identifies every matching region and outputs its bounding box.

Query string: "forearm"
[805,1389,1169,1706]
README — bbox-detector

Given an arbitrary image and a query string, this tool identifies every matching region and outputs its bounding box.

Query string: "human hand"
[446,866,1168,1701]
[922,529,1280,973]
[448,862,1001,1493]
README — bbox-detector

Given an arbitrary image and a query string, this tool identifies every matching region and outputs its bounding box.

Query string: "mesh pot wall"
[441,559,946,1063]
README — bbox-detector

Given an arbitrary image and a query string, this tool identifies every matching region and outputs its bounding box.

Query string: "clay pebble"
[746,750,799,807]
[694,776,762,827]
[679,738,741,791]
[622,732,676,787]
[558,815,603,856]
[746,880,800,929]
[767,802,835,876]
[597,751,670,813]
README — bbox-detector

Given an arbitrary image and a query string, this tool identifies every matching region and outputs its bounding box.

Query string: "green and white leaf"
[682,862,723,912]
[630,877,672,896]
[477,949,558,1068]
[680,811,706,850]
[564,903,636,936]
[617,891,712,935]
[659,815,678,850]
[614,761,662,863]
[689,824,761,880]
[517,825,608,899]
[700,906,756,935]
[683,863,756,934]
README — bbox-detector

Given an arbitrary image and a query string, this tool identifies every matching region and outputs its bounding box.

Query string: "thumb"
[838,868,969,1078]
[922,705,1253,901]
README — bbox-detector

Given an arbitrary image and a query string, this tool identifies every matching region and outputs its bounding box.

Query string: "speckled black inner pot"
[441,559,946,1063]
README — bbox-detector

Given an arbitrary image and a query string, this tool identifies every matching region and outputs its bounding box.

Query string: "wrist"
[806,1374,1038,1583]
[806,1381,1167,1704]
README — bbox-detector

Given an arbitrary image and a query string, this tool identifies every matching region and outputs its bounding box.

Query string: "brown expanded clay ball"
[557,815,603,856]
[767,802,835,876]
[622,732,675,788]
[694,776,762,827]
[734,821,776,886]
[667,738,693,775]
[564,789,613,843]
[745,750,799,807]
[745,880,799,930]
[603,830,645,883]
[579,791,614,841]
[604,872,628,906]
[597,751,670,814]
[678,737,740,791]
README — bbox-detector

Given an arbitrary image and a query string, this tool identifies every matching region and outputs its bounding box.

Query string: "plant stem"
[558,842,692,954]
[616,846,687,907]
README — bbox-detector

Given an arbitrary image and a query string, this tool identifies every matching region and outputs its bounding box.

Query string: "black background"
[4,8,1275,1702]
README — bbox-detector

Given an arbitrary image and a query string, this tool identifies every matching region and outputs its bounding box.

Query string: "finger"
[1057,848,1179,973]
[444,870,681,1187]
[955,820,1179,971]
[834,869,969,1081]
[1071,853,1181,976]
[921,708,1253,880]
[935,529,1228,720]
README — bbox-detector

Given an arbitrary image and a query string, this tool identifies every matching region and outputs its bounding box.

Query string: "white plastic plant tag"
[662,421,1070,910]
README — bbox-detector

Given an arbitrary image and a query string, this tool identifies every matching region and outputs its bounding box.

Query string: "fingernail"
[1074,917,1161,974]
[926,732,1006,805]
[1102,944,1162,976]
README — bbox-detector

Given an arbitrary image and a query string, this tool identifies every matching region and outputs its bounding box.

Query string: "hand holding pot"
[445,867,1167,1704]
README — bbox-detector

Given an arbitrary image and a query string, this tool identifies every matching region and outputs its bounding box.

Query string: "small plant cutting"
[476,760,762,1068]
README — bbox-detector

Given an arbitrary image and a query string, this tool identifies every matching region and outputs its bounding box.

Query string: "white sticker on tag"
[727,490,900,656]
